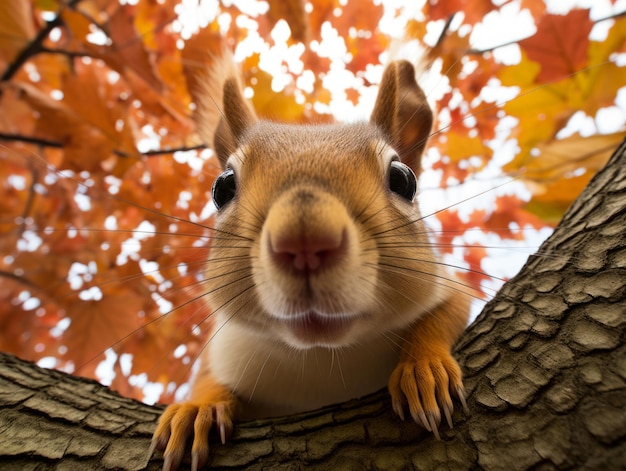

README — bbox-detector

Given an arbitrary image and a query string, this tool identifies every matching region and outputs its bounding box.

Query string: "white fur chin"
[207,317,400,419]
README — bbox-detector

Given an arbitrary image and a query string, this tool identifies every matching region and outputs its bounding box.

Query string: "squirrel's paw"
[388,350,468,440]
[149,400,234,471]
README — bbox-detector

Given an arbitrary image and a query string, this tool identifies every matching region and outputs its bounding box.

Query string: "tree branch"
[0,133,63,149]
[0,133,207,158]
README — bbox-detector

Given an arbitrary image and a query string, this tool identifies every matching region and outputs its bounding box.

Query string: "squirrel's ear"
[370,60,433,174]
[214,78,257,167]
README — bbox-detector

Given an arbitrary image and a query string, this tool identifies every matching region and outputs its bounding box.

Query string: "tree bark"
[1,138,625,470]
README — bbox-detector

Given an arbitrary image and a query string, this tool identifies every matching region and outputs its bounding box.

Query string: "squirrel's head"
[204,61,446,349]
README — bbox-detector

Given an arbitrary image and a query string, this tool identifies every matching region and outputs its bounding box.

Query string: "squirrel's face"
[205,121,447,349]
[203,60,445,349]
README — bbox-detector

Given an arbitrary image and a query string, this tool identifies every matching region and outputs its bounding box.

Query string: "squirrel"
[149,59,472,470]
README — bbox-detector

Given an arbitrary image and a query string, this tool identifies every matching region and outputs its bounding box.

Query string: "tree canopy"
[0,0,624,403]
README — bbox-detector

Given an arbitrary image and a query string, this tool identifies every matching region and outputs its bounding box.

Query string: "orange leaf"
[0,1,36,64]
[345,87,360,106]
[441,131,489,163]
[267,0,308,43]
[519,9,592,83]
[61,8,93,43]
[307,0,335,42]
[6,81,81,141]
[67,283,151,377]
[62,61,119,140]
[429,30,471,81]
[333,0,387,73]
[520,0,546,18]
[106,4,163,91]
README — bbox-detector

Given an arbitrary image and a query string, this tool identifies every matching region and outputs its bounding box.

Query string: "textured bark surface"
[1,139,625,470]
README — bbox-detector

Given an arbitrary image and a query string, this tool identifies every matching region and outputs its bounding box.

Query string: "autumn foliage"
[0,0,624,403]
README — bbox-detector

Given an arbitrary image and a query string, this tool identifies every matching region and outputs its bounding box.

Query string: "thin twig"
[0,133,62,148]
[466,10,626,55]
[0,132,207,158]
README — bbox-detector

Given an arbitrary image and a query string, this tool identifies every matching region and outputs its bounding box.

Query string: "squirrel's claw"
[162,454,176,471]
[150,399,235,471]
[457,385,469,414]
[215,402,233,444]
[388,348,465,439]
[443,399,454,429]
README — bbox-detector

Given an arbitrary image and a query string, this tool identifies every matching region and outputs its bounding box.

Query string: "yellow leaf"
[251,69,306,122]
[34,0,58,11]
[581,61,626,116]
[498,50,540,87]
[554,17,626,116]
[501,78,570,169]
[524,132,624,181]
[587,17,626,71]
[523,132,624,224]
[443,132,487,162]
[526,172,596,224]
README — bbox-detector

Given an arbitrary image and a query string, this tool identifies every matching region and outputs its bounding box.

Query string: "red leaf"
[436,209,464,253]
[426,0,496,25]
[485,194,546,240]
[462,244,489,290]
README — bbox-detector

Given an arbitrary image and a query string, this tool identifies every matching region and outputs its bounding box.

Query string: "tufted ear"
[213,78,257,168]
[370,60,433,174]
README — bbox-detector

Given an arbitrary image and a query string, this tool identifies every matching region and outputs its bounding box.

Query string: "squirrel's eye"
[212,168,237,209]
[388,161,417,202]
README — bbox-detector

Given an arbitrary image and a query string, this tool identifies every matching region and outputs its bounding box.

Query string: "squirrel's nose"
[269,229,348,272]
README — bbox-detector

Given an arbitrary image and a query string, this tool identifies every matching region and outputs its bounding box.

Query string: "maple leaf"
[105,4,164,91]
[519,9,593,83]
[66,283,152,378]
